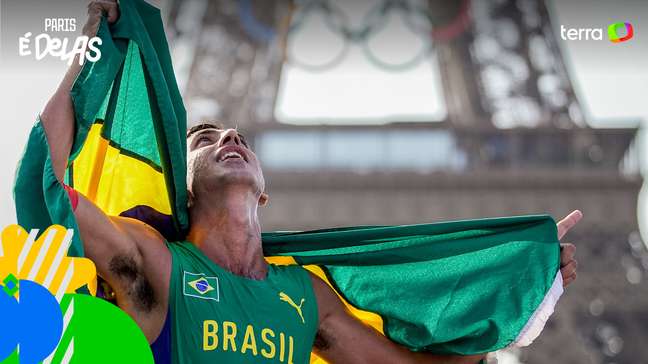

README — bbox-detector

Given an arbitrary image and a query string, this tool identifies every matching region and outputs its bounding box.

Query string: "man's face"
[187,127,265,200]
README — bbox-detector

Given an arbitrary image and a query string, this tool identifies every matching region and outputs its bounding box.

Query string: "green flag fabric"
[263,216,562,355]
[15,0,188,258]
[13,0,564,359]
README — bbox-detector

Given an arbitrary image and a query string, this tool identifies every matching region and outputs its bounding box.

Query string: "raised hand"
[83,0,120,37]
[556,210,582,287]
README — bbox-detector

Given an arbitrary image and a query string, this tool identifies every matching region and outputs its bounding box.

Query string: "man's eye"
[196,137,211,147]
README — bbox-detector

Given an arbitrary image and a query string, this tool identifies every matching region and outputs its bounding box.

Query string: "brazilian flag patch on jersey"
[183,271,219,301]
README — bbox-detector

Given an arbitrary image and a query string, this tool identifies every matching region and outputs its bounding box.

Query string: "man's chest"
[171,269,316,364]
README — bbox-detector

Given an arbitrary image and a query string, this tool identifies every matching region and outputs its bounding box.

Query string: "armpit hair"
[313,327,334,351]
[109,254,157,313]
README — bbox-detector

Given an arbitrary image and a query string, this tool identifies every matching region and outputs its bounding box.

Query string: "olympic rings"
[361,0,434,72]
[235,0,471,72]
[238,0,277,43]
[287,0,350,72]
[287,0,441,72]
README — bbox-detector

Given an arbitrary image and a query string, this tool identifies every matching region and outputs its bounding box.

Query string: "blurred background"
[1,0,647,363]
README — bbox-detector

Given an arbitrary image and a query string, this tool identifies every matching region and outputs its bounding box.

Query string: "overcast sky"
[0,0,646,242]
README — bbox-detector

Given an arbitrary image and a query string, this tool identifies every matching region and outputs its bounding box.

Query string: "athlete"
[38,1,579,363]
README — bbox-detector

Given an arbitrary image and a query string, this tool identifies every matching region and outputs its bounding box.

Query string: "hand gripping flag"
[14,0,563,360]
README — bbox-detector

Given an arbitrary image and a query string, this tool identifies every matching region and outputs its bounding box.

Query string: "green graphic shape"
[39,294,153,364]
[1,274,18,297]
[0,350,17,364]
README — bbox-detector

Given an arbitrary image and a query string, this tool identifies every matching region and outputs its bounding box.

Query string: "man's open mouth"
[215,146,249,163]
[219,151,244,161]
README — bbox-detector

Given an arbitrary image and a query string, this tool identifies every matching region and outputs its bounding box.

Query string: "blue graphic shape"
[0,280,63,364]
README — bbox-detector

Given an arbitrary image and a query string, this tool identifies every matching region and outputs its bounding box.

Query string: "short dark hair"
[186,122,224,139]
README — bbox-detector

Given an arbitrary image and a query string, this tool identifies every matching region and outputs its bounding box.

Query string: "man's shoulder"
[112,215,168,248]
[270,263,312,280]
[269,264,322,299]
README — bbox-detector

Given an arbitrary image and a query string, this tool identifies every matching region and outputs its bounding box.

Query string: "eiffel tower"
[164,1,645,362]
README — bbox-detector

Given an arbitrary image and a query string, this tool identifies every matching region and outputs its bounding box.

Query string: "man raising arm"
[40,0,170,342]
[36,1,577,363]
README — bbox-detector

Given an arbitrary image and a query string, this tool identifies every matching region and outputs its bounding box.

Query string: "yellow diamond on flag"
[188,277,215,295]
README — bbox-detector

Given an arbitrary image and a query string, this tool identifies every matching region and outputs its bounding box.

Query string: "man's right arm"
[73,195,170,341]
[41,0,119,181]
[38,0,169,342]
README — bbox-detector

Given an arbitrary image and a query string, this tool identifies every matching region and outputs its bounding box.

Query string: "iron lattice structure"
[448,0,585,128]
[165,1,645,363]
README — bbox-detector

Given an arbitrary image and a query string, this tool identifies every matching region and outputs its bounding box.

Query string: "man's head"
[186,123,268,207]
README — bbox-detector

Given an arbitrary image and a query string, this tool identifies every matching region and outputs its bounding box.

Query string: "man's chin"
[211,170,261,188]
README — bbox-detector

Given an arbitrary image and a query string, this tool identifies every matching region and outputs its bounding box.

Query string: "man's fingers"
[87,2,102,16]
[561,260,577,278]
[87,1,119,23]
[563,273,577,287]
[560,243,575,265]
[557,210,583,240]
[106,2,119,23]
[556,210,581,288]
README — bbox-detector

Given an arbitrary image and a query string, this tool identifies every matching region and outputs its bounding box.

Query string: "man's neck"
[187,186,268,280]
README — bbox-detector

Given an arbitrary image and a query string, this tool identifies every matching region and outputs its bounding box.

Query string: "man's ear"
[259,192,269,207]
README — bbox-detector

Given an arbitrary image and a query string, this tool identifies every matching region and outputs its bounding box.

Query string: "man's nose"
[219,129,243,147]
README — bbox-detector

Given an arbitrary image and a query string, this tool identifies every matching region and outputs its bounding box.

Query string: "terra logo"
[608,22,634,43]
[560,22,634,43]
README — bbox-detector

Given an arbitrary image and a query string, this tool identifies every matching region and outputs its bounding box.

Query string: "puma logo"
[279,292,305,324]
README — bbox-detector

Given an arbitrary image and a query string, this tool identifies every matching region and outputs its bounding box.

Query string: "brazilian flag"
[183,272,219,301]
[15,0,187,258]
[13,0,563,360]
